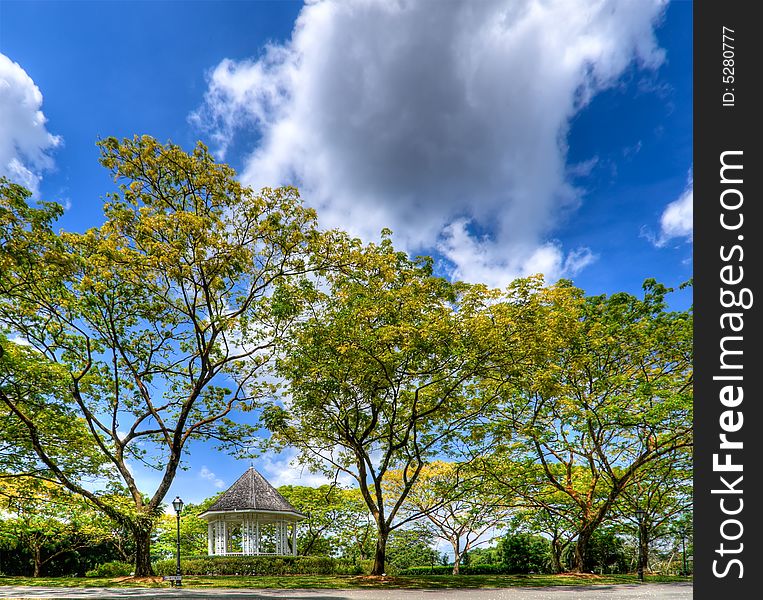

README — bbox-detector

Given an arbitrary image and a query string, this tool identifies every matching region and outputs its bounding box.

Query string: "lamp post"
[678,527,687,576]
[636,509,645,582]
[172,496,184,587]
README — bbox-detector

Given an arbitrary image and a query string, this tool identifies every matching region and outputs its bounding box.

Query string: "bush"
[499,533,551,574]
[461,563,507,575]
[399,566,454,575]
[398,564,508,576]
[333,560,367,575]
[85,561,134,577]
[565,529,628,574]
[153,555,353,576]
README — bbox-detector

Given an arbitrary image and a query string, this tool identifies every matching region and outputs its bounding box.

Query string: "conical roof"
[200,467,305,517]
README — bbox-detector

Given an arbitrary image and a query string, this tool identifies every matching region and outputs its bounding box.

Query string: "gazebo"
[198,467,305,556]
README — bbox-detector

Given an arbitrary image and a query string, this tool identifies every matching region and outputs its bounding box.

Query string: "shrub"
[85,561,134,577]
[153,555,350,576]
[399,566,454,576]
[398,564,508,576]
[333,560,366,576]
[461,563,507,575]
[563,529,628,574]
[499,533,551,574]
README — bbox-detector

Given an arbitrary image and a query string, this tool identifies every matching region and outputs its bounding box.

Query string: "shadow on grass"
[0,574,692,590]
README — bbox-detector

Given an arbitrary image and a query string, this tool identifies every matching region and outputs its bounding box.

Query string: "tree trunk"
[452,539,462,575]
[33,546,41,578]
[452,558,461,575]
[550,539,563,573]
[639,523,650,574]
[371,529,389,576]
[574,528,594,573]
[133,523,155,576]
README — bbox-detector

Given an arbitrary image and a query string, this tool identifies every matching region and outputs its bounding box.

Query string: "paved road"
[0,583,693,600]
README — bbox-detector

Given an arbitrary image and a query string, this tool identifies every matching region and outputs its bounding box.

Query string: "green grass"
[0,574,692,590]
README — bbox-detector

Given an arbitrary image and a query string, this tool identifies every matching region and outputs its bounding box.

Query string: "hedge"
[153,555,365,576]
[399,564,508,576]
[399,566,454,576]
[85,561,134,577]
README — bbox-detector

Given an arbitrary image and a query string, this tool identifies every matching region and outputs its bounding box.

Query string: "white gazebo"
[198,467,305,556]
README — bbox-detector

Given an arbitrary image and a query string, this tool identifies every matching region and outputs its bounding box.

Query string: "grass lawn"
[0,573,692,590]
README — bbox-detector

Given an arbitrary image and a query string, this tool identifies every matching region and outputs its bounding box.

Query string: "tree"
[330,488,376,562]
[479,280,693,572]
[277,484,373,557]
[507,488,580,574]
[0,480,109,577]
[1,180,108,483]
[577,528,628,574]
[391,461,510,574]
[385,526,441,572]
[466,545,501,566]
[153,494,220,559]
[0,333,106,485]
[613,449,692,574]
[0,137,321,575]
[499,532,550,574]
[262,235,503,575]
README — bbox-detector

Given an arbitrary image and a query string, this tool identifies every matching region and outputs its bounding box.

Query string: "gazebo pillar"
[207,521,214,555]
[292,522,297,556]
[215,520,227,555]
[241,517,251,555]
[255,520,260,555]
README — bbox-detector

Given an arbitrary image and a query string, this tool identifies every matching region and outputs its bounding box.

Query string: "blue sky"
[1,0,692,506]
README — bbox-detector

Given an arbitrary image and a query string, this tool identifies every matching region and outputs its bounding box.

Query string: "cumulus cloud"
[0,54,61,195]
[657,178,693,245]
[255,448,355,488]
[193,0,667,287]
[642,173,692,247]
[200,466,226,489]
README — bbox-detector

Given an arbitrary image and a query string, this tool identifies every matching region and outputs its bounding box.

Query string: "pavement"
[0,583,693,600]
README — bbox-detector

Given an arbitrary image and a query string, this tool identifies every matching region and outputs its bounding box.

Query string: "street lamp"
[678,527,687,576]
[172,496,184,587]
[635,509,646,582]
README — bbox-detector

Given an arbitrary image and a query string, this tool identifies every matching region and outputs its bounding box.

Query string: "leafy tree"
[153,494,220,559]
[330,488,376,562]
[0,138,321,574]
[0,187,108,485]
[575,528,628,574]
[277,485,373,557]
[262,235,505,575]
[467,545,501,566]
[613,449,692,574]
[499,532,550,574]
[279,485,333,556]
[386,527,441,572]
[508,489,580,574]
[665,511,693,575]
[0,480,109,577]
[479,280,692,572]
[391,461,510,574]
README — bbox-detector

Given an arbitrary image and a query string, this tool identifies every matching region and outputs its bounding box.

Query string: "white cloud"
[657,178,693,246]
[200,466,226,489]
[193,0,667,287]
[256,448,354,489]
[0,54,61,195]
